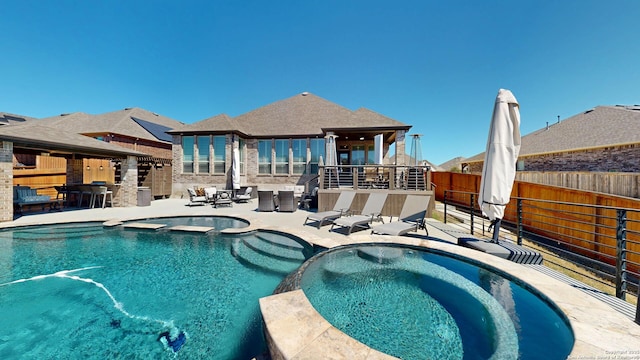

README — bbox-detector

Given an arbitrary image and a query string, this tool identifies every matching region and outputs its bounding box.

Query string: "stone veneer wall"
[0,142,14,221]
[118,155,139,207]
[467,144,640,173]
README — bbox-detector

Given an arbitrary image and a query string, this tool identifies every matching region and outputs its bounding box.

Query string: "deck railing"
[318,165,431,191]
[443,189,640,321]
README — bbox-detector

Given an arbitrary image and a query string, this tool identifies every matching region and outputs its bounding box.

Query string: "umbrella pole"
[491,218,502,243]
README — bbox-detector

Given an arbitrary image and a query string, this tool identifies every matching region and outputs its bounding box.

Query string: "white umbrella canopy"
[478,89,521,242]
[373,134,384,165]
[232,147,241,190]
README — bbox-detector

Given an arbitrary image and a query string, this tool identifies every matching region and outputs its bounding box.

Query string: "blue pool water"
[0,218,312,359]
[300,245,575,360]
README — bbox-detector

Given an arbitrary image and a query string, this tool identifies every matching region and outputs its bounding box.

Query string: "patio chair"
[233,187,253,203]
[77,185,94,207]
[300,186,318,209]
[90,185,113,208]
[331,192,388,234]
[214,190,233,208]
[258,190,276,212]
[278,190,297,212]
[370,195,431,236]
[304,191,356,229]
[187,188,207,206]
[204,187,217,204]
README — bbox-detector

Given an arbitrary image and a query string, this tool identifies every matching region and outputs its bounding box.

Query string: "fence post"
[517,199,523,246]
[443,190,448,224]
[615,209,627,300]
[470,193,475,235]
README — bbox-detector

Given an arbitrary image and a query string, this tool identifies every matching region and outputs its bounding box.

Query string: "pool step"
[231,236,305,275]
[243,235,306,262]
[122,222,167,230]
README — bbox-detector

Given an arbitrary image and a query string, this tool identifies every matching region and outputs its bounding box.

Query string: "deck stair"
[405,167,426,190]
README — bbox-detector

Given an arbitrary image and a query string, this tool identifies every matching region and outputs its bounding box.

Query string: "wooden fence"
[515,171,640,199]
[432,171,640,272]
[14,156,114,198]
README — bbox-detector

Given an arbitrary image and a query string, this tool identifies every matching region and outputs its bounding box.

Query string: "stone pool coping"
[258,231,640,359]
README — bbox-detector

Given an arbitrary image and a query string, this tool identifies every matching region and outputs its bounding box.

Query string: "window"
[275,139,289,174]
[239,138,245,174]
[197,135,210,173]
[292,139,307,174]
[309,138,324,174]
[213,136,226,173]
[258,140,272,174]
[182,136,194,173]
[352,145,365,165]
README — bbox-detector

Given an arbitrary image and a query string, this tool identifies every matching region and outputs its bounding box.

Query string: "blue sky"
[2,1,639,165]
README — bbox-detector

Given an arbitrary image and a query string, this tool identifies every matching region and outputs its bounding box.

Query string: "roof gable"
[179,92,410,137]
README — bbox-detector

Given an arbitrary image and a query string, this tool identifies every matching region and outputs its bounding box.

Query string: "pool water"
[300,245,574,360]
[0,219,311,359]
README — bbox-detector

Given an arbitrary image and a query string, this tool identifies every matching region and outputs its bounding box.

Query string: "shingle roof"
[465,105,640,163]
[173,92,410,137]
[38,108,184,143]
[0,122,146,157]
[169,114,242,134]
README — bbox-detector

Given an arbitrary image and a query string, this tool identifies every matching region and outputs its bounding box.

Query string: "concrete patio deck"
[2,198,639,358]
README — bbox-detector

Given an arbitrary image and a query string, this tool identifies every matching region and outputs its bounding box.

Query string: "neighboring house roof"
[439,156,466,171]
[0,112,36,125]
[0,122,146,158]
[465,105,640,163]
[38,107,184,143]
[169,92,411,137]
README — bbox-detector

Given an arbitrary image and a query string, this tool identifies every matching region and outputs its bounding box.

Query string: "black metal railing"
[443,189,640,320]
[319,165,430,191]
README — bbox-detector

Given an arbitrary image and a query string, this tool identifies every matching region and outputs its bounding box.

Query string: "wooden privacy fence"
[515,171,640,199]
[433,172,640,278]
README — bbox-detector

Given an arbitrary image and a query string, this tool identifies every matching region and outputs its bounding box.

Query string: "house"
[168,92,414,195]
[463,105,640,173]
[38,107,184,197]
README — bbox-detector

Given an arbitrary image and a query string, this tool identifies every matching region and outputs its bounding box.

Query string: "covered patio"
[0,122,146,221]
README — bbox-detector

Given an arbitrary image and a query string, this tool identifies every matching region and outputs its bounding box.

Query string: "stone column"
[119,155,139,207]
[0,142,14,221]
[395,130,406,166]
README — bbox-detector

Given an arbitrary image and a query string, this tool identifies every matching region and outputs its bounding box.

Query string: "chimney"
[557,115,560,123]
[546,121,549,130]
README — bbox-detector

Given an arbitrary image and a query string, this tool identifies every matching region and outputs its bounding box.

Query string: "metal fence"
[443,189,640,307]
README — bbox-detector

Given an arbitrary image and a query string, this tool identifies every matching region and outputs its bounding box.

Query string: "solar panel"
[131,117,173,142]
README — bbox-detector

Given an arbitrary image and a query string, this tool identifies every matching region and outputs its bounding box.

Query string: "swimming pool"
[0,218,313,359]
[295,244,575,360]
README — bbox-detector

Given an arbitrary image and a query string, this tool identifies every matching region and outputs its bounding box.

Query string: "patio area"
[2,198,639,358]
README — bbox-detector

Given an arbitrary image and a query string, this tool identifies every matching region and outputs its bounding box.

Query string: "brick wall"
[468,144,640,173]
[0,142,13,221]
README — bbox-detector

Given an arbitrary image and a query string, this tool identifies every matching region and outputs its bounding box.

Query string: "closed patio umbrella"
[232,146,240,192]
[478,89,521,243]
[373,134,384,165]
